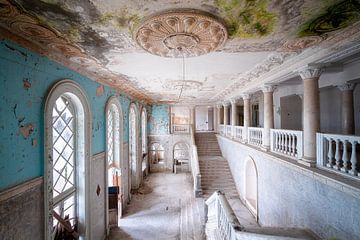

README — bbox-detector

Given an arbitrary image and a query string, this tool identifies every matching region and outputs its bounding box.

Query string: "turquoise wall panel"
[148,105,169,135]
[0,40,139,191]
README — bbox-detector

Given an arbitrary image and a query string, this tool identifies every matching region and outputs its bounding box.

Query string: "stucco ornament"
[135,9,228,57]
[163,80,202,90]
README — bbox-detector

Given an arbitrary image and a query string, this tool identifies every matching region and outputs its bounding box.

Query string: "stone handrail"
[172,124,190,134]
[190,125,202,197]
[317,133,360,178]
[270,129,303,159]
[205,191,243,240]
[248,127,264,147]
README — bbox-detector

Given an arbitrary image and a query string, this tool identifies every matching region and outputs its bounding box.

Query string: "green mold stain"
[299,0,360,37]
[215,0,276,38]
[97,8,141,34]
[67,27,82,42]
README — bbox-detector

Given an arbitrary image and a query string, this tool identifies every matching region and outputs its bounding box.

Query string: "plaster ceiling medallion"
[135,9,228,58]
[163,80,202,90]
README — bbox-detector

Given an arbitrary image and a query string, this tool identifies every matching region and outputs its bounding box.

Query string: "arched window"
[44,80,91,239]
[106,98,122,186]
[129,103,140,189]
[141,108,147,172]
[105,97,123,227]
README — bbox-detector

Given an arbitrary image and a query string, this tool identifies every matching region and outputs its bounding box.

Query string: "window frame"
[44,80,92,240]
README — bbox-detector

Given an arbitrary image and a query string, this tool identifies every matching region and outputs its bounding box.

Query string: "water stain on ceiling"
[1,0,360,103]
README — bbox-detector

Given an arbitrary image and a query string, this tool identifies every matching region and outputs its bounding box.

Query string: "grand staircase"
[195,132,317,240]
[195,132,259,229]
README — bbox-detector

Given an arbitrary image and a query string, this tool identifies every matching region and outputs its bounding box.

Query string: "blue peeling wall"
[0,40,143,191]
[148,104,170,135]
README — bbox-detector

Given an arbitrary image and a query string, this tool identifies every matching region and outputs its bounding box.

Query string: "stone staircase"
[195,133,318,240]
[195,132,222,156]
[180,197,206,240]
[199,156,239,199]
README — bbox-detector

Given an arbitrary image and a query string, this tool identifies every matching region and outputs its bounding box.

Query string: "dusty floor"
[108,172,193,240]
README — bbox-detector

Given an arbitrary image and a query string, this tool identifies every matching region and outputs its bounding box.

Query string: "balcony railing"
[317,133,360,178]
[226,125,233,138]
[172,124,190,134]
[270,129,303,159]
[248,127,263,147]
[219,124,225,136]
[233,126,245,142]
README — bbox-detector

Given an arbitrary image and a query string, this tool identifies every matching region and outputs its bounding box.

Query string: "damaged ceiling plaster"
[1,0,360,104]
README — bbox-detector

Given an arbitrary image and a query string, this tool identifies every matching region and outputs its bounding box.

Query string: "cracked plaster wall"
[148,104,170,135]
[0,39,145,192]
[217,136,360,240]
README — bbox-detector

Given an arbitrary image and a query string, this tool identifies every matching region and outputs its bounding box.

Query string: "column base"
[298,157,316,167]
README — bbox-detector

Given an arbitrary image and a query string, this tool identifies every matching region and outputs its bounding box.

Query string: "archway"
[173,142,190,173]
[149,142,165,171]
[244,156,258,220]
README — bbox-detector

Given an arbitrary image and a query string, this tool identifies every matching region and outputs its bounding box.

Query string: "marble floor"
[107,172,193,240]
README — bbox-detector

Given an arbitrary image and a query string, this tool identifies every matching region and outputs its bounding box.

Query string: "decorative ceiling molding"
[135,9,228,58]
[0,0,153,103]
[216,21,360,103]
[162,80,202,91]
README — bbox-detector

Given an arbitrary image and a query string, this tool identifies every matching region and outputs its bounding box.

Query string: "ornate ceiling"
[1,0,360,104]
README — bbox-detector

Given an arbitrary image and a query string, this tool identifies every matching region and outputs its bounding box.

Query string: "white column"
[242,94,251,142]
[216,104,222,130]
[190,106,196,132]
[262,86,275,150]
[299,66,323,167]
[213,105,218,132]
[338,83,355,135]
[223,102,229,125]
[230,99,238,126]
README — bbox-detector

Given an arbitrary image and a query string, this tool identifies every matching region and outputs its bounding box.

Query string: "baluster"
[288,133,292,155]
[280,133,284,152]
[274,132,278,151]
[349,141,358,176]
[326,138,334,168]
[341,140,349,173]
[335,139,341,170]
[284,133,288,154]
[292,134,296,156]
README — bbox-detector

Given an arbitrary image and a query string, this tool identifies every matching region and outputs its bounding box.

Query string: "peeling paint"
[23,78,31,90]
[32,138,37,148]
[96,85,104,96]
[19,123,34,139]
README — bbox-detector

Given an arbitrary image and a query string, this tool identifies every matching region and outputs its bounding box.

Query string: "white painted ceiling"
[106,51,270,102]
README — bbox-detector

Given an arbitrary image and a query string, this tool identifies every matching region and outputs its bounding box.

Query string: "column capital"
[230,98,239,105]
[188,105,196,110]
[261,85,276,93]
[241,94,251,100]
[298,66,324,80]
[215,103,223,109]
[338,83,355,91]
[222,101,230,107]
